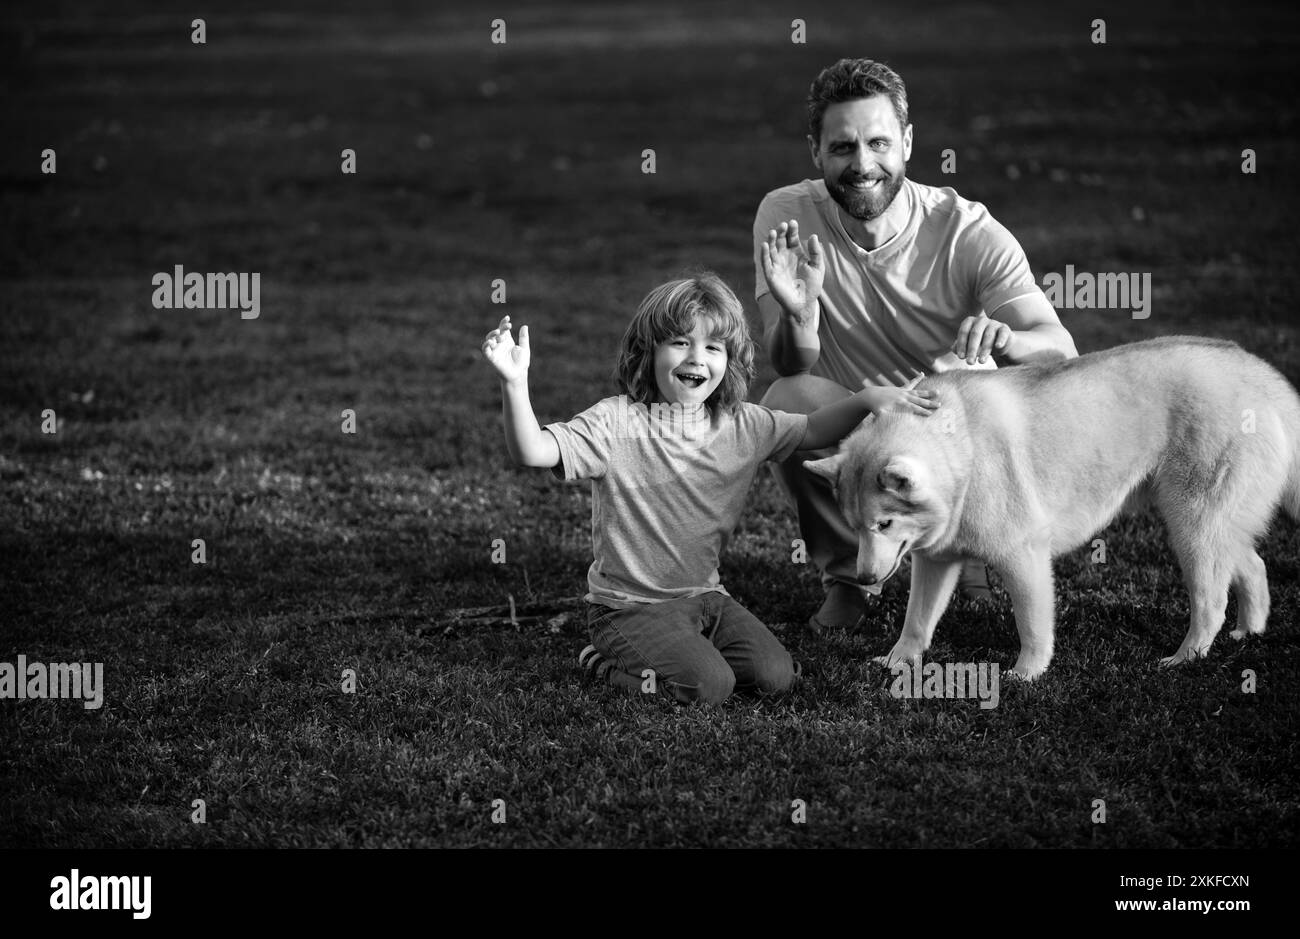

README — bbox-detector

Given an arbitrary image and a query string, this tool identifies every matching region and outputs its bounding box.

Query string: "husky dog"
[804,337,1300,679]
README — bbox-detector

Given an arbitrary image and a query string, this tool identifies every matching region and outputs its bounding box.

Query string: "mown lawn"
[1,0,1298,847]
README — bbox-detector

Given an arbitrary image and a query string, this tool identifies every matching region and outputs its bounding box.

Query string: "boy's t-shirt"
[545,396,808,609]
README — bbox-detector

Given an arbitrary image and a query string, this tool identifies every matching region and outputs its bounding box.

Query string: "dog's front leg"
[872,554,961,669]
[997,547,1055,679]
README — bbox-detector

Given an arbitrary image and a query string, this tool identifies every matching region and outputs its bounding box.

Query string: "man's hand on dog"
[952,311,1014,365]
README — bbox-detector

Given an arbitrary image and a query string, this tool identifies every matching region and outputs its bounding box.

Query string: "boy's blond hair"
[612,273,756,413]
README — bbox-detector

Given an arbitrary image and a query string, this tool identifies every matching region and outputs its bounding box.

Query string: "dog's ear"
[877,458,921,496]
[803,453,843,485]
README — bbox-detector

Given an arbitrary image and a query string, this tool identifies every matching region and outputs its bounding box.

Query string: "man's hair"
[613,273,755,414]
[807,58,909,146]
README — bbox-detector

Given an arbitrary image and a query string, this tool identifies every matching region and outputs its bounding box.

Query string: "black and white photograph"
[1,0,1295,920]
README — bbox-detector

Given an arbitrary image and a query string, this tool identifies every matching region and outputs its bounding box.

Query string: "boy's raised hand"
[482,315,530,383]
[761,219,824,321]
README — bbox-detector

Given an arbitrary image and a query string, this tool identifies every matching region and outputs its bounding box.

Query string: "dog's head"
[804,448,950,586]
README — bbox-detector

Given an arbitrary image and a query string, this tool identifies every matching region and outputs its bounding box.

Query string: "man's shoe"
[808,581,871,633]
[958,559,994,603]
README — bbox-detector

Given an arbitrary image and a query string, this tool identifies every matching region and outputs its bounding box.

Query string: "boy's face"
[653,318,728,408]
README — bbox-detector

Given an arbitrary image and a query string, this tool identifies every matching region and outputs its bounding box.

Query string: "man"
[755,57,1078,632]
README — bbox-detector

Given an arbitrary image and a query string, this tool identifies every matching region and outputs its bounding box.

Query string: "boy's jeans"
[586,592,795,705]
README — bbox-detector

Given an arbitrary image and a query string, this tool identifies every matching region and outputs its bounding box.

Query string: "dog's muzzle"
[858,540,907,585]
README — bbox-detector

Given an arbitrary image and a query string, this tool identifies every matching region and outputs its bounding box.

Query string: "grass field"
[1,0,1298,848]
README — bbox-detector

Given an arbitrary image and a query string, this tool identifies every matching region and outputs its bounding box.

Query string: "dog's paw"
[872,647,922,671]
[1160,646,1210,668]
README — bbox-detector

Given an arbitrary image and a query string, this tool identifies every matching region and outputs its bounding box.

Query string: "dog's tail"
[1286,442,1300,523]
[1284,389,1300,523]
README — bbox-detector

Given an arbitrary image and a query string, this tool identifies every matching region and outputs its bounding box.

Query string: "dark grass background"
[1,0,1298,848]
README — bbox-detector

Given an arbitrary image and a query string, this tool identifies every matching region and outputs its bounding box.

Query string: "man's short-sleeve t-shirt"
[544,397,807,609]
[753,178,1042,390]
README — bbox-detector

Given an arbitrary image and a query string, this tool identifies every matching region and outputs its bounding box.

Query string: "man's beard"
[826,166,907,221]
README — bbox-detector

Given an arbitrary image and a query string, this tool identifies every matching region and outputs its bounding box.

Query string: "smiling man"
[755,58,1078,632]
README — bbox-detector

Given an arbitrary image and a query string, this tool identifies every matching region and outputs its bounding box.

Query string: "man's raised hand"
[482,315,530,383]
[761,219,824,324]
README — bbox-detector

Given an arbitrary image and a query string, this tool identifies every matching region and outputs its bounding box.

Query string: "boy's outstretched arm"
[800,383,939,451]
[481,316,560,467]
